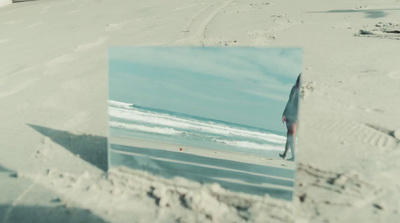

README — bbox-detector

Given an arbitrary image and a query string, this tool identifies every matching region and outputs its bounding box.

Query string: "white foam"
[214,139,283,151]
[108,103,286,144]
[110,121,183,135]
[108,100,133,109]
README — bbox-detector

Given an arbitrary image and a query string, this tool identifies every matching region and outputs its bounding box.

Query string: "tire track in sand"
[295,162,379,218]
[306,119,397,148]
[170,0,234,46]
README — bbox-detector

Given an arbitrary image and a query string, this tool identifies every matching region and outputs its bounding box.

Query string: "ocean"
[108,100,286,158]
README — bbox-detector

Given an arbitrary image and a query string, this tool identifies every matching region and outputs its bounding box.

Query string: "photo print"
[108,47,303,200]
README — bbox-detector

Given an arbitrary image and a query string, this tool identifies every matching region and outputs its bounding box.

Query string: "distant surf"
[108,100,286,157]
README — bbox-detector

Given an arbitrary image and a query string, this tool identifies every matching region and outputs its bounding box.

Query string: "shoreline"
[109,135,296,171]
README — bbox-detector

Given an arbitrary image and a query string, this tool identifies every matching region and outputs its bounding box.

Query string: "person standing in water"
[279,74,301,161]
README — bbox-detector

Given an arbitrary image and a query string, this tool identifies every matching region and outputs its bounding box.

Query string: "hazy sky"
[109,47,302,133]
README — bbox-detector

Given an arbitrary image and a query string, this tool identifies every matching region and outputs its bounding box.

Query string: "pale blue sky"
[109,47,302,133]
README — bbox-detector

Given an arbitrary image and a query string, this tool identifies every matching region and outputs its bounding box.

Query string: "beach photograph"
[0,0,399,222]
[108,47,302,201]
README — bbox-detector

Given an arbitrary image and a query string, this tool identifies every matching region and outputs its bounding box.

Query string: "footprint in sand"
[106,22,128,32]
[206,38,239,46]
[74,37,109,52]
[296,163,376,205]
[249,2,272,8]
[170,0,234,46]
[246,30,276,45]
[300,81,317,99]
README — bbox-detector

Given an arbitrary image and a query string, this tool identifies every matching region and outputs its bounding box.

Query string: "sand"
[0,0,400,222]
[109,136,296,170]
[109,136,295,200]
[0,0,11,8]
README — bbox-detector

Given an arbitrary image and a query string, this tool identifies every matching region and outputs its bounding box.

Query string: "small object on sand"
[46,168,57,176]
[373,203,384,210]
[359,29,374,35]
[10,171,24,178]
[52,198,62,203]
[299,193,306,202]
[393,129,400,140]
[86,184,98,191]
[180,148,182,151]
[385,30,400,34]
[10,172,19,178]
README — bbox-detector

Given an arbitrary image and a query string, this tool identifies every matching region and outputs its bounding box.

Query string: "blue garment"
[283,86,299,122]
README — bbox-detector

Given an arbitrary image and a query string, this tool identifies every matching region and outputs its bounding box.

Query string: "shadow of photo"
[27,124,107,172]
[0,164,108,223]
[12,0,38,3]
[0,165,13,173]
[0,204,107,223]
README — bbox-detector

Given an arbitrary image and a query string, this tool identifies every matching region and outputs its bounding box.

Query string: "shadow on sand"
[27,124,107,172]
[0,204,107,223]
[26,124,294,200]
[0,165,13,173]
[12,0,38,3]
[309,8,400,19]
[0,164,108,223]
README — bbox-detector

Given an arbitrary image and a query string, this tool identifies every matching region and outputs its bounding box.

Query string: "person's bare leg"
[280,123,294,159]
[287,123,297,161]
[280,132,290,159]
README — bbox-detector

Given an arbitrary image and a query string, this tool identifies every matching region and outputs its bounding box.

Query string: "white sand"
[0,0,10,8]
[1,0,400,222]
[109,136,295,199]
[109,136,296,170]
